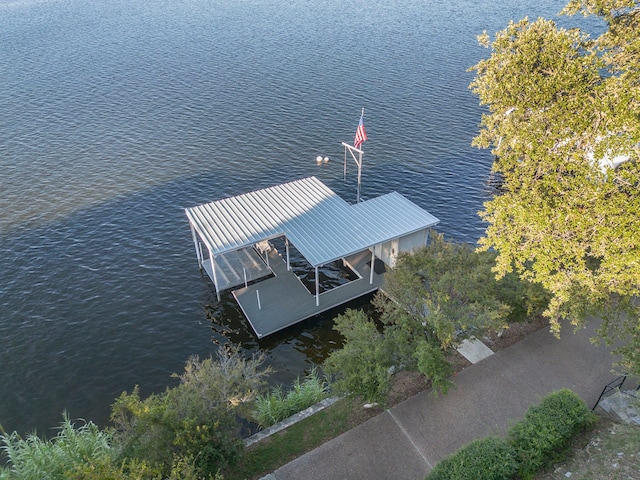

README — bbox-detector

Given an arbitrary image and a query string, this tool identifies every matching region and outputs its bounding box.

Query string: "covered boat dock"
[185,176,439,338]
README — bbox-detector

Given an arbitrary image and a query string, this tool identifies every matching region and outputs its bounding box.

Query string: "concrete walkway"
[266,320,619,480]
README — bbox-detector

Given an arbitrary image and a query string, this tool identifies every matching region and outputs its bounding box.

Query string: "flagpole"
[343,108,367,203]
[357,152,362,203]
[357,108,364,203]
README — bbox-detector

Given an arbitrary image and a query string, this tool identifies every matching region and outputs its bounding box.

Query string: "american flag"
[354,113,367,149]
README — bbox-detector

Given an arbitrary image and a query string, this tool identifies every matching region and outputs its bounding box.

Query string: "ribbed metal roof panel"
[185,177,439,267]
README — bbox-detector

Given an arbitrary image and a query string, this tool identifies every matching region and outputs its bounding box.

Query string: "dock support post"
[189,224,202,269]
[285,238,290,271]
[370,249,375,284]
[209,250,220,301]
[315,266,320,306]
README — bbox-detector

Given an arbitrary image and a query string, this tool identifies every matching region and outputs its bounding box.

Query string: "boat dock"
[185,176,439,338]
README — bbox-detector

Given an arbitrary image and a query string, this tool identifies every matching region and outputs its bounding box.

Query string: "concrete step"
[598,390,640,426]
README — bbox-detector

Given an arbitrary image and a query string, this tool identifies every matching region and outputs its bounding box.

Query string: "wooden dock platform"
[232,248,385,338]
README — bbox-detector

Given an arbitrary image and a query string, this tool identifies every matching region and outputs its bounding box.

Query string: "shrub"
[254,368,330,428]
[508,389,596,479]
[172,415,242,477]
[110,387,176,468]
[426,436,517,480]
[167,455,224,480]
[414,340,453,394]
[425,389,596,480]
[111,346,271,477]
[65,455,223,479]
[323,309,393,403]
[65,457,162,479]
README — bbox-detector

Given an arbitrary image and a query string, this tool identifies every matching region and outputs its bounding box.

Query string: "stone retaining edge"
[244,396,341,447]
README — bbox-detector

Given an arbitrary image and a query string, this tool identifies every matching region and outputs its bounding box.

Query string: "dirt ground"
[481,315,549,352]
[537,415,640,479]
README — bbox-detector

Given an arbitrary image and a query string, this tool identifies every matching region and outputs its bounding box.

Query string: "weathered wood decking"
[232,248,385,338]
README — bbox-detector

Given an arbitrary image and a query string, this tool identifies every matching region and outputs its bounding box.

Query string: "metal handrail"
[592,375,627,411]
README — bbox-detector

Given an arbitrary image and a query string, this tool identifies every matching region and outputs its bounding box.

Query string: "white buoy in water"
[316,155,323,164]
[324,156,329,163]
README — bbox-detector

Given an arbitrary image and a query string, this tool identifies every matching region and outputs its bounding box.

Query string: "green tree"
[325,232,543,401]
[375,231,545,392]
[376,231,521,350]
[469,1,640,373]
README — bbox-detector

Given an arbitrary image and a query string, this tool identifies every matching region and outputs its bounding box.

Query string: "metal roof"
[185,176,439,268]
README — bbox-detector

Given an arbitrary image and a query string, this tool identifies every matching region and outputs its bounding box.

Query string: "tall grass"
[254,368,330,428]
[0,413,114,480]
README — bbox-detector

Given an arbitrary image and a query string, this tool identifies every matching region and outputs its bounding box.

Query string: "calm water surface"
[1,0,572,434]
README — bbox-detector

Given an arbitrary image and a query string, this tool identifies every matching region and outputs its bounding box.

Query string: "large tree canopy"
[469,0,640,372]
[471,0,640,371]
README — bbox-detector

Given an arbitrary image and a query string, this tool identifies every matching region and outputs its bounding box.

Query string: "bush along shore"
[0,347,340,480]
[1,346,270,479]
[253,368,330,429]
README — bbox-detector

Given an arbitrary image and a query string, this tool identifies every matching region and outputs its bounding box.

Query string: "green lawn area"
[224,397,364,480]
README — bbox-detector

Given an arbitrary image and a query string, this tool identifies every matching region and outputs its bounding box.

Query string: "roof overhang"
[185,176,439,268]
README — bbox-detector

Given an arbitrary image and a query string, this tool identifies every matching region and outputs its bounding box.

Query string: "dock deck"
[232,248,384,338]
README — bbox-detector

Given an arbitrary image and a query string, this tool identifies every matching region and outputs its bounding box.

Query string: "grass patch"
[224,397,361,480]
[254,368,329,428]
[0,413,114,480]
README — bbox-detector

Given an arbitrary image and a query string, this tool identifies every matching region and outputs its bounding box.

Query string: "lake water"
[1,0,573,435]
